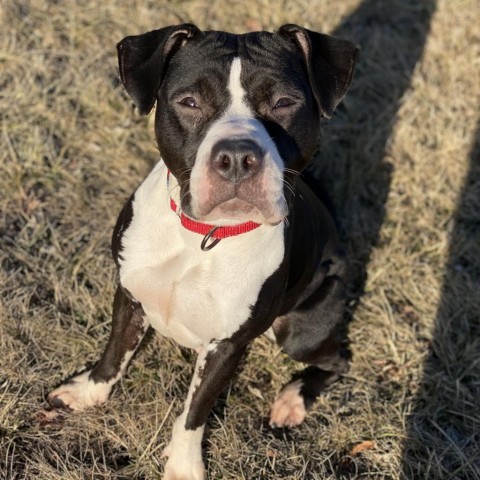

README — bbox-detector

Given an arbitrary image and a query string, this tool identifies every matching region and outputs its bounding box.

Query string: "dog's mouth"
[194,197,285,226]
[187,175,288,226]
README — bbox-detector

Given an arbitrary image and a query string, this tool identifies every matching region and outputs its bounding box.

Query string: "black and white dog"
[48,24,357,479]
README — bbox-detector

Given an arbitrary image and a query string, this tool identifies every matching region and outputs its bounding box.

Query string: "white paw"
[161,418,205,480]
[163,454,205,480]
[270,379,306,428]
[48,370,112,411]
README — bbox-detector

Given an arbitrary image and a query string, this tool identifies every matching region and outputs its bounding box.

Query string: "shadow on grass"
[312,0,436,307]
[401,124,480,479]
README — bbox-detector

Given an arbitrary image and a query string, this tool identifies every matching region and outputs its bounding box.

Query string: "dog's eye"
[179,97,199,108]
[274,97,295,109]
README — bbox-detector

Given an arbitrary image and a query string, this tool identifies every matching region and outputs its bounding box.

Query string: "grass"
[1,0,479,478]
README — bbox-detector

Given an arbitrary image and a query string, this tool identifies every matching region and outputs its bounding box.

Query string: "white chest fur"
[119,161,285,349]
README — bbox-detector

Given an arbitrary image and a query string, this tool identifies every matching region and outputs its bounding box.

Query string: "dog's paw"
[163,453,205,480]
[162,420,205,480]
[270,379,306,428]
[47,370,112,411]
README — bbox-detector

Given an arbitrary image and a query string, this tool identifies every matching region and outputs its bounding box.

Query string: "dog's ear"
[117,24,200,115]
[278,24,358,118]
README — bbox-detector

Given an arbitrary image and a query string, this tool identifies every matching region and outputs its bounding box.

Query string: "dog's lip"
[192,198,259,221]
[268,218,284,226]
[190,197,286,225]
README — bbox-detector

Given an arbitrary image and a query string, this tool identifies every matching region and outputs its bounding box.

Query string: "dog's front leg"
[48,285,148,410]
[162,339,247,480]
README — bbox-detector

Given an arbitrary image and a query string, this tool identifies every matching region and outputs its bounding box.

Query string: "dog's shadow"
[313,1,478,477]
[312,0,436,313]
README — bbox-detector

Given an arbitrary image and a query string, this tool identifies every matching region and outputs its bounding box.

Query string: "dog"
[48,23,358,479]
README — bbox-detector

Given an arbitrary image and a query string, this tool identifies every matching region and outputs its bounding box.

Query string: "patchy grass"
[1,0,479,478]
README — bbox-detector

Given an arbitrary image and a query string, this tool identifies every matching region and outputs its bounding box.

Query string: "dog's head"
[117,24,357,225]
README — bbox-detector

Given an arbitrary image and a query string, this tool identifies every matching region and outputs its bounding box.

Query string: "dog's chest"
[118,162,285,349]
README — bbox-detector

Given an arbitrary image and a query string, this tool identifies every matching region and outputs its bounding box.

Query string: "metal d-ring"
[201,226,221,251]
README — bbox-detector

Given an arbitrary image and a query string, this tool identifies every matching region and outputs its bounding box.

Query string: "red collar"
[167,172,261,248]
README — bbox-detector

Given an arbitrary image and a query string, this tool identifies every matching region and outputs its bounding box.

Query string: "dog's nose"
[210,139,263,182]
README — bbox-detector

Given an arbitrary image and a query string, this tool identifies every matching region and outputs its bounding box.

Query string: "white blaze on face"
[189,57,287,225]
[227,57,251,116]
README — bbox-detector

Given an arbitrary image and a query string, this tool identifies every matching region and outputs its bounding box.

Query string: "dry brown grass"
[1,0,479,478]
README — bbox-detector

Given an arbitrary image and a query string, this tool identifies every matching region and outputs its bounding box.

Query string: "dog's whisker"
[283,180,296,197]
[179,188,192,206]
[177,166,193,176]
[171,167,193,180]
[169,183,181,194]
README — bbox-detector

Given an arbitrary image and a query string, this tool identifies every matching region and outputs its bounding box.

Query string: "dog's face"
[117,24,357,224]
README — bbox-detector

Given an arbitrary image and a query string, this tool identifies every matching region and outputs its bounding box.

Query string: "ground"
[1,0,479,479]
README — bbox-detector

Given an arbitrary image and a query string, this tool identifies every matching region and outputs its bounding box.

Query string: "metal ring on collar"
[201,226,221,251]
